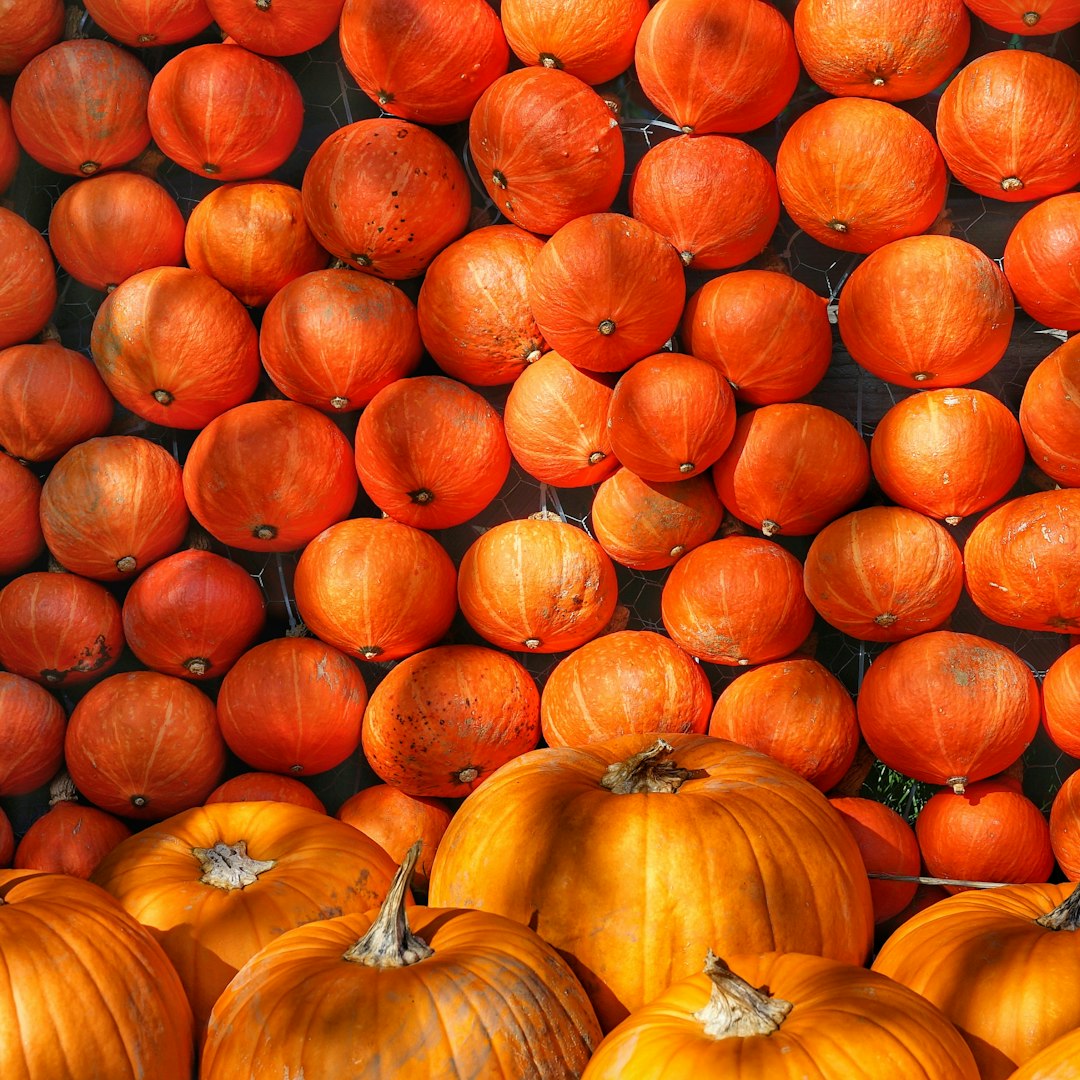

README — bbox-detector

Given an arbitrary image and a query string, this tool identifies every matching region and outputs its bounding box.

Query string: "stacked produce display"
[4,0,1080,1076]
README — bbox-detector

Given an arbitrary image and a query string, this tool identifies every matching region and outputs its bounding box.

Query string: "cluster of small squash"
[5,0,1080,1077]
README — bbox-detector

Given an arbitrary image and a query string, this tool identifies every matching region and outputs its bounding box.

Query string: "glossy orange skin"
[1010,1028,1080,1080]
[83,0,212,45]
[0,455,43,576]
[206,772,326,814]
[0,98,19,195]
[1020,336,1080,485]
[90,266,260,428]
[856,631,1040,789]
[0,207,56,351]
[14,801,131,879]
[429,732,875,1031]
[0,870,194,1079]
[965,0,1080,33]
[1042,644,1080,757]
[1004,193,1080,330]
[0,0,63,75]
[340,0,507,124]
[1050,769,1080,878]
[209,0,344,54]
[0,672,65,796]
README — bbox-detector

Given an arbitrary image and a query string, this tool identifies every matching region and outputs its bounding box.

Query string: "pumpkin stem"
[1035,881,1080,930]
[409,489,435,505]
[948,775,968,795]
[152,389,173,406]
[679,250,694,267]
[874,613,899,627]
[455,766,479,784]
[48,771,79,806]
[1001,177,1024,193]
[184,657,211,676]
[1022,10,1040,24]
[693,951,793,1039]
[944,514,962,526]
[361,646,383,660]
[256,0,271,8]
[827,219,849,234]
[539,52,563,70]
[601,738,699,794]
[597,319,617,336]
[195,840,276,890]
[669,544,685,557]
[116,555,137,573]
[330,395,349,410]
[761,519,781,537]
[524,347,543,364]
[343,840,433,967]
[253,524,277,541]
[492,170,508,190]
[79,161,100,176]
[678,462,695,474]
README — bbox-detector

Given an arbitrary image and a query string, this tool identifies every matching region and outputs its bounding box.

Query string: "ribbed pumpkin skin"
[260,268,422,412]
[965,0,1080,33]
[0,455,43,576]
[0,207,56,351]
[582,951,979,1080]
[91,801,399,1037]
[182,400,358,553]
[503,352,616,487]
[1009,1029,1080,1080]
[208,0,344,54]
[0,99,17,195]
[0,870,195,1080]
[837,234,1014,388]
[1020,337,1080,485]
[82,0,214,46]
[964,490,1080,632]
[936,50,1080,202]
[469,68,624,236]
[794,0,970,100]
[40,435,189,581]
[1004,194,1080,330]
[872,882,1080,1080]
[629,134,780,270]
[90,266,260,429]
[201,903,601,1080]
[856,631,1040,790]
[417,224,547,387]
[147,43,303,180]
[871,387,1025,523]
[590,468,723,571]
[802,506,964,641]
[541,630,712,748]
[457,517,619,654]
[0,571,124,687]
[429,732,875,1032]
[206,772,326,814]
[294,517,458,663]
[302,118,471,279]
[1050,769,1080,878]
[710,659,858,793]
[634,0,800,134]
[14,799,131,879]
[1042,644,1080,757]
[661,536,815,666]
[0,0,64,75]
[11,40,151,176]
[680,270,832,405]
[0,672,65,797]
[776,97,948,254]
[339,0,507,125]
[711,404,870,537]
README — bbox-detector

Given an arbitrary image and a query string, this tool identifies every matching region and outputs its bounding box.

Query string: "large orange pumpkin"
[1020,336,1080,485]
[0,671,66,797]
[0,207,56,350]
[0,455,43,576]
[1009,1028,1080,1080]
[1004,193,1080,330]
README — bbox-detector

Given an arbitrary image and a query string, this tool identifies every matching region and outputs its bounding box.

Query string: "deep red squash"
[964,0,1080,34]
[0,207,57,350]
[1020,336,1080,486]
[0,455,43,576]
[207,0,345,54]
[1041,644,1080,758]
[0,809,13,866]
[0,98,20,195]
[0,0,64,76]
[206,772,326,814]
[0,671,66,797]
[82,0,213,46]
[1004,193,1080,330]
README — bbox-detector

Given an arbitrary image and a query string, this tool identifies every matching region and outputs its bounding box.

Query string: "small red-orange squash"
[1050,769,1080,879]
[1004,193,1080,330]
[0,0,64,76]
[206,772,326,814]
[81,0,214,47]
[964,0,1080,34]
[207,0,344,54]
[0,455,43,576]
[0,671,66,796]
[1041,644,1080,758]
[0,207,57,350]
[1020,336,1080,486]
[0,98,18,195]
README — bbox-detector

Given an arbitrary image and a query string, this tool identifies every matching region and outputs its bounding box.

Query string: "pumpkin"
[680,269,832,405]
[428,734,875,1031]
[417,224,548,386]
[121,548,266,679]
[503,351,616,487]
[541,630,712,748]
[10,39,151,176]
[468,67,624,235]
[838,234,1014,388]
[1008,1028,1080,1080]
[47,171,186,293]
[302,117,471,279]
[0,0,64,75]
[90,266,261,429]
[710,658,859,794]
[207,0,345,54]
[353,375,512,530]
[581,950,980,1079]
[802,506,964,641]
[0,454,43,575]
[1041,644,1080,757]
[206,772,327,814]
[457,515,619,654]
[775,97,948,253]
[0,342,114,462]
[1003,193,1080,330]
[183,180,328,308]
[39,435,189,580]
[0,812,11,867]
[65,670,227,820]
[629,133,780,269]
[1020,336,1080,485]
[259,268,422,412]
[794,0,970,100]
[856,631,1040,794]
[217,636,368,776]
[0,869,194,1078]
[661,536,815,666]
[336,785,452,891]
[82,0,214,46]
[590,468,723,571]
[1049,768,1080,878]
[528,213,686,373]
[872,881,1080,1079]
[361,644,541,798]
[964,0,1080,33]
[915,777,1055,893]
[0,207,56,350]
[0,570,124,687]
[201,842,601,1078]
[147,43,303,180]
[0,671,65,796]
[13,773,131,879]
[711,404,870,537]
[870,387,1026,524]
[182,400,358,553]
[293,516,458,662]
[91,800,400,1036]
[0,98,20,195]
[963,489,1080,632]
[339,0,508,125]
[936,49,1080,202]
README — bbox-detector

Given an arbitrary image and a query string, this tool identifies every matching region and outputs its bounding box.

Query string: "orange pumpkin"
[1004,193,1080,330]
[0,0,63,75]
[0,671,65,797]
[1050,768,1080,878]
[0,207,56,350]
[1041,644,1080,757]
[1020,336,1080,486]
[0,98,17,195]
[0,455,43,576]
[964,0,1080,33]
[81,0,213,46]
[0,810,10,866]
[1009,1028,1080,1080]
[206,0,344,54]
[206,772,326,814]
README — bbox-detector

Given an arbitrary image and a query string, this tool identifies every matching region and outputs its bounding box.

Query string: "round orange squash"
[206,772,326,814]
[1009,1028,1080,1080]
[964,0,1080,33]
[1041,644,1080,758]
[1004,193,1080,330]
[1020,336,1080,486]
[206,0,344,54]
[0,207,56,350]
[1050,768,1080,879]
[0,455,43,576]
[0,671,66,797]
[81,0,213,46]
[0,98,17,195]
[0,0,64,75]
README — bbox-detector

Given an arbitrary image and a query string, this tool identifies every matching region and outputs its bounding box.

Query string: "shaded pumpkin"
[207,0,344,54]
[0,454,43,576]
[1008,1028,1080,1080]
[0,0,64,76]
[0,671,66,796]
[1049,768,1080,879]
[0,207,57,350]
[0,810,11,867]
[1020,336,1080,485]
[0,98,17,195]
[206,772,327,815]
[81,0,214,46]
[1004,193,1080,330]
[1041,643,1080,758]
[964,0,1080,34]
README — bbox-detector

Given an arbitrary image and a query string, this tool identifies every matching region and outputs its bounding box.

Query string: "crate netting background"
[3,2,1079,826]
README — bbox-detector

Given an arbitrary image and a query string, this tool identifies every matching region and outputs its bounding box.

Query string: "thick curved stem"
[1036,881,1080,930]
[194,841,275,890]
[693,951,793,1039]
[600,739,698,794]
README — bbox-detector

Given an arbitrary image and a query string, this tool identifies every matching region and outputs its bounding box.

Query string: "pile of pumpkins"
[4,0,1080,1076]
